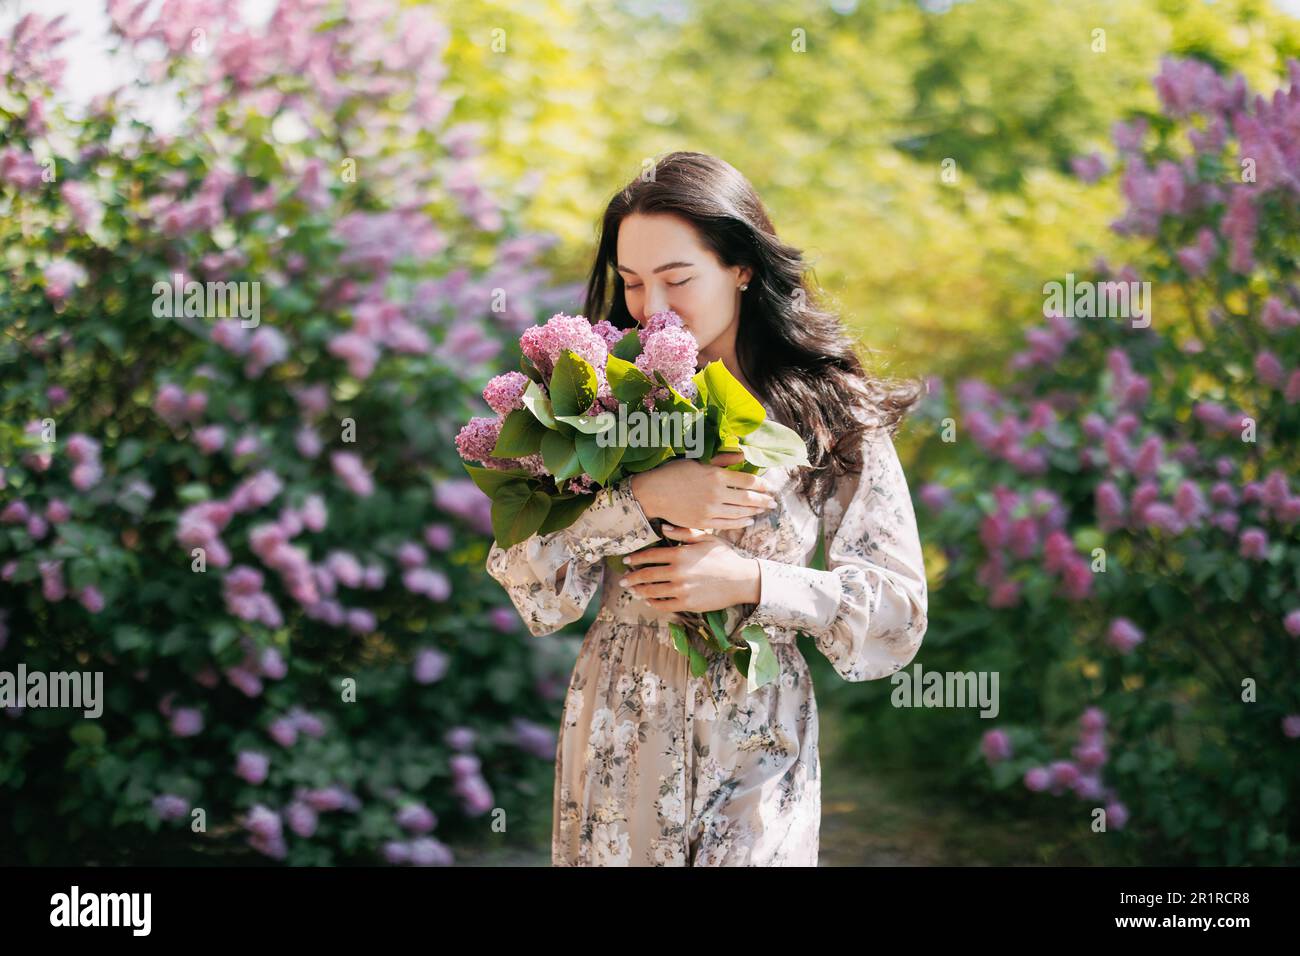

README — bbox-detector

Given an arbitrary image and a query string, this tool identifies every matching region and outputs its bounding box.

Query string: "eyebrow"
[615,261,694,275]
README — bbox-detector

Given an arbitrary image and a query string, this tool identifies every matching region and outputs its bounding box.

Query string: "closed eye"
[626,278,692,290]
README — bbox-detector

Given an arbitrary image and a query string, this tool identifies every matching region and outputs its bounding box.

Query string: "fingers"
[699,517,756,530]
[710,503,769,520]
[712,467,775,495]
[624,546,674,565]
[629,582,680,600]
[621,548,676,588]
[708,451,745,466]
[621,568,675,588]
[661,524,711,540]
[721,488,778,511]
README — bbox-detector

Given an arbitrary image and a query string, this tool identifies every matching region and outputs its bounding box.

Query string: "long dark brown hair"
[582,150,922,516]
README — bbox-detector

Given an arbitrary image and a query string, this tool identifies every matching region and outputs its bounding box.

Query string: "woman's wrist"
[741,557,762,606]
[628,473,659,520]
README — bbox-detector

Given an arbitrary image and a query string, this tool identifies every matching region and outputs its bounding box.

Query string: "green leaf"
[520,355,544,384]
[69,723,106,748]
[611,329,642,361]
[177,483,211,504]
[554,411,617,435]
[606,354,654,406]
[1072,526,1105,555]
[491,483,552,547]
[697,360,765,437]
[621,439,663,463]
[623,443,674,473]
[691,367,711,407]
[706,611,733,651]
[113,626,148,653]
[651,371,700,416]
[67,558,98,591]
[463,464,533,498]
[520,380,557,429]
[688,645,710,677]
[701,405,722,461]
[549,349,598,417]
[740,624,780,692]
[209,622,240,656]
[538,493,597,534]
[116,439,144,468]
[668,622,690,657]
[1260,782,1285,816]
[739,418,810,469]
[576,431,626,485]
[492,408,547,457]
[541,429,583,481]
[94,326,125,356]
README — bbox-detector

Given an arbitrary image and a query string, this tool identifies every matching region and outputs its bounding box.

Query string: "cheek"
[684,283,732,335]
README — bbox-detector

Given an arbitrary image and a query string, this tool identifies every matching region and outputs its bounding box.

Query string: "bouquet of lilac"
[458,309,809,691]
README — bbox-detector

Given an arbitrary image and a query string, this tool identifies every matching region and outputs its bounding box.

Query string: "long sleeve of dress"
[485,476,662,637]
[734,426,929,682]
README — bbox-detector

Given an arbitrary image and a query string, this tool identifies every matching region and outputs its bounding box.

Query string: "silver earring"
[739,283,748,291]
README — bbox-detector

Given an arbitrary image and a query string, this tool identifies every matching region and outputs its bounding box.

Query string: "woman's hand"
[629,451,777,531]
[618,525,762,612]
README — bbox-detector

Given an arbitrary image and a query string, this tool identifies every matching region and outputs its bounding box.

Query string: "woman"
[485,151,929,866]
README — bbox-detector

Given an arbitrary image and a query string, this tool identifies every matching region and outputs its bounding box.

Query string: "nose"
[644,283,671,320]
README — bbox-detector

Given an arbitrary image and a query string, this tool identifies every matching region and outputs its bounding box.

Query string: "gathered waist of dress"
[593,600,801,646]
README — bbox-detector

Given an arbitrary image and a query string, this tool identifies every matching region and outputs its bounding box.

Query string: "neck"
[697,318,756,395]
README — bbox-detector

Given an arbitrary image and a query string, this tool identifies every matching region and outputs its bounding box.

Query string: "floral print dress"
[485,414,929,866]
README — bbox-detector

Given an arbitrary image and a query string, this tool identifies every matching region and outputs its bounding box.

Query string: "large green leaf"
[520,379,557,429]
[667,622,709,676]
[491,483,552,547]
[741,624,780,692]
[463,463,533,497]
[651,370,699,416]
[520,354,544,384]
[576,431,626,485]
[739,418,810,469]
[621,437,665,464]
[492,408,548,457]
[622,443,674,473]
[611,328,642,362]
[706,610,733,651]
[606,354,654,406]
[668,622,690,656]
[541,429,583,481]
[700,405,722,461]
[553,411,617,434]
[696,360,765,437]
[538,492,597,534]
[549,349,598,417]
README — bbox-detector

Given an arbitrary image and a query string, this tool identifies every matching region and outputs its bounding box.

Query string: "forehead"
[616,213,709,264]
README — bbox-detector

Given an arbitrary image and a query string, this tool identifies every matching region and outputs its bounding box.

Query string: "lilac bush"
[899,57,1300,864]
[0,2,575,864]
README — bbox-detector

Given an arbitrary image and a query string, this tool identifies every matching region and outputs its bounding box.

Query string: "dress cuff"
[561,476,661,564]
[740,557,846,637]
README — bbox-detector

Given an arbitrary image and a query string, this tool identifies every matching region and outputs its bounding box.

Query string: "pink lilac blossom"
[482,371,529,415]
[519,312,608,379]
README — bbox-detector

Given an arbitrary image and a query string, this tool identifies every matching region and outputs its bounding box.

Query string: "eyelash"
[625,278,692,291]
